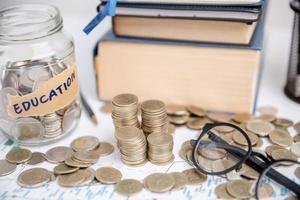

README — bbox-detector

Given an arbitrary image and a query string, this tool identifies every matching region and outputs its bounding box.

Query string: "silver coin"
[0,159,17,176]
[13,117,44,141]
[28,67,51,82]
[17,168,51,188]
[32,75,50,91]
[45,146,74,163]
[2,72,19,89]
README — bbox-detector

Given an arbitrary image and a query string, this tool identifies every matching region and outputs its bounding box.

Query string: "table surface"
[0,1,299,200]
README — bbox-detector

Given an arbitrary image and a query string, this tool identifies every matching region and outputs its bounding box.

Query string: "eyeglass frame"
[191,122,300,199]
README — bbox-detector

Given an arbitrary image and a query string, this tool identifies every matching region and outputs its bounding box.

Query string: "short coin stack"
[115,126,147,166]
[147,132,174,165]
[141,100,168,135]
[111,94,139,129]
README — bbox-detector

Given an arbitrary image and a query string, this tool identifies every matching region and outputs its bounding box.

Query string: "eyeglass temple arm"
[207,132,300,197]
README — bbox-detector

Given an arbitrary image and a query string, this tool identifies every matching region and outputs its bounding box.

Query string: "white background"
[0,0,298,121]
[0,1,299,200]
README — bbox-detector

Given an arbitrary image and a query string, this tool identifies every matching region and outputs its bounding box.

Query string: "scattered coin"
[212,160,236,173]
[207,112,233,123]
[285,196,298,200]
[186,105,207,117]
[71,136,99,151]
[182,168,207,185]
[95,167,122,184]
[57,169,86,187]
[246,120,275,136]
[115,179,143,196]
[54,163,79,175]
[269,129,293,147]
[232,130,258,146]
[274,118,293,128]
[6,148,32,164]
[257,114,277,122]
[271,149,298,161]
[0,160,17,176]
[45,146,74,163]
[226,179,253,199]
[233,113,253,124]
[27,152,45,165]
[290,142,300,157]
[257,106,278,115]
[240,165,259,180]
[214,183,235,199]
[257,183,273,199]
[78,168,95,186]
[294,134,300,143]
[91,142,114,157]
[199,147,226,160]
[64,157,92,168]
[17,168,51,188]
[166,104,189,116]
[265,145,286,157]
[169,172,188,191]
[73,151,100,163]
[197,155,214,172]
[179,140,193,161]
[144,173,175,193]
[294,167,300,179]
[186,118,211,130]
[168,115,190,125]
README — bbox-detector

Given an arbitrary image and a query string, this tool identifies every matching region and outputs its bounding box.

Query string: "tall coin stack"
[115,126,147,166]
[141,100,168,135]
[111,94,139,129]
[147,132,174,165]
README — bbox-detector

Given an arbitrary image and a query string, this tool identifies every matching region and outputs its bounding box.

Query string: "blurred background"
[0,0,297,116]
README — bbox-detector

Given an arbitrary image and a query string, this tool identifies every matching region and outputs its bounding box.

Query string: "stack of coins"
[147,132,174,165]
[115,126,147,166]
[111,94,139,129]
[41,113,62,138]
[141,100,168,135]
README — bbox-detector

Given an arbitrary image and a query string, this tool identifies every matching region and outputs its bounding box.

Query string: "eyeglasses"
[190,122,300,200]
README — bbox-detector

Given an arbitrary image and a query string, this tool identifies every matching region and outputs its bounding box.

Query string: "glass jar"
[0,4,81,145]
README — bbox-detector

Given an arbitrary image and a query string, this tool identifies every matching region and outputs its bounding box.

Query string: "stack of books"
[94,0,267,113]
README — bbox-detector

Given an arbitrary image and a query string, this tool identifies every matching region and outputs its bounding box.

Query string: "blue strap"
[83,0,117,34]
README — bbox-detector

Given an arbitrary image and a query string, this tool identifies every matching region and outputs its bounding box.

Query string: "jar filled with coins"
[0,4,81,145]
